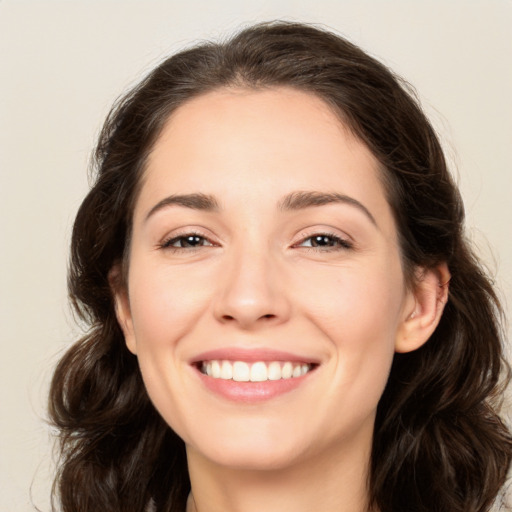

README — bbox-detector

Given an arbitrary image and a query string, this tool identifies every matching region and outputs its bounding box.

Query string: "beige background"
[1,1,511,510]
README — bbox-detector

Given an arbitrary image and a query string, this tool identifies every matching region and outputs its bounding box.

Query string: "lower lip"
[194,367,314,403]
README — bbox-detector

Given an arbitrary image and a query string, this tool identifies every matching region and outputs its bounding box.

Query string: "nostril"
[220,313,276,323]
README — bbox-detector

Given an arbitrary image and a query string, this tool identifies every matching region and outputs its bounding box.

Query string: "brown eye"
[311,235,337,247]
[298,233,352,250]
[162,234,213,249]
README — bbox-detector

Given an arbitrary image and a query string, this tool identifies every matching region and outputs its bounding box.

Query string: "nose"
[213,247,291,329]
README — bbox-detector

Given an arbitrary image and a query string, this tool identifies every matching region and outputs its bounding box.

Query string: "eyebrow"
[145,193,220,222]
[278,191,377,227]
[144,190,377,228]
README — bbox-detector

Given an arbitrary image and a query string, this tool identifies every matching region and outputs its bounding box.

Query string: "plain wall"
[1,1,511,510]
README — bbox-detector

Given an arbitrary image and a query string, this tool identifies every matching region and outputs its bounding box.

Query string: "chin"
[203,443,306,472]
[185,423,313,472]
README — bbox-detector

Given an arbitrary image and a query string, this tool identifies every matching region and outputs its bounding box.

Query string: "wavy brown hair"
[49,21,511,512]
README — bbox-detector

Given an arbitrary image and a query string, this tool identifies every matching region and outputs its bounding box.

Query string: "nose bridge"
[214,239,290,327]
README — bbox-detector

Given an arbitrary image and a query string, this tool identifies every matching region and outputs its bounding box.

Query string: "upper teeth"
[201,360,312,382]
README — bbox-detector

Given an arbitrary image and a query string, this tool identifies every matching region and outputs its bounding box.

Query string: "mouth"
[190,349,319,402]
[197,360,315,382]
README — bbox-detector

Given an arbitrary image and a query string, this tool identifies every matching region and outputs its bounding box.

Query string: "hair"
[49,21,511,512]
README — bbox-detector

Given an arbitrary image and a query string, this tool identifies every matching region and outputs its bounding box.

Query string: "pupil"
[185,236,201,246]
[313,235,331,246]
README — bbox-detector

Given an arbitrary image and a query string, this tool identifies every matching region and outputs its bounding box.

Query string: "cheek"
[298,258,404,341]
[126,263,216,433]
[128,261,214,353]
[295,260,403,397]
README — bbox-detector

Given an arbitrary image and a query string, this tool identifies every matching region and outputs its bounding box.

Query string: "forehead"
[151,87,360,165]
[136,87,394,233]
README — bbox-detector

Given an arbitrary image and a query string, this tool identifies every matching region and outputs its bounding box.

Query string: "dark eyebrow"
[144,190,377,227]
[278,191,377,227]
[145,193,220,222]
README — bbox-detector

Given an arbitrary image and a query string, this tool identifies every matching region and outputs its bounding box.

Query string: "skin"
[113,87,449,512]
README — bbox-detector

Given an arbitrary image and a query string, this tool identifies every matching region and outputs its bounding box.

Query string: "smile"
[200,360,313,382]
[191,349,319,402]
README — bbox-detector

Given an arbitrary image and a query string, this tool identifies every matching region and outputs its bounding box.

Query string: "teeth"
[268,361,282,381]
[200,360,312,381]
[281,362,293,379]
[233,361,250,382]
[250,362,268,382]
[211,360,221,378]
[292,365,302,378]
[220,360,233,379]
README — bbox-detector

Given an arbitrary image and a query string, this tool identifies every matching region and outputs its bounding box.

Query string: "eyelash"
[159,231,353,253]
[294,232,353,251]
[159,231,215,252]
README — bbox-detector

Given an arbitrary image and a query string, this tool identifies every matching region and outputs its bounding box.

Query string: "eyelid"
[292,228,354,251]
[157,227,220,251]
[156,225,354,252]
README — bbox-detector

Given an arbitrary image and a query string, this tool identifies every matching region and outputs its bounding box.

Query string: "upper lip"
[190,347,321,365]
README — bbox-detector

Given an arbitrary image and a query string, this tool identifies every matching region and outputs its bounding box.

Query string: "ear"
[109,265,137,355]
[395,262,450,354]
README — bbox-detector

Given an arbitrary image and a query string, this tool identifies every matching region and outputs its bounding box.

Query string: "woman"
[49,21,512,512]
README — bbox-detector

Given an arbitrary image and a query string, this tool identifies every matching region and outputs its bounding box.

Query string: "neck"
[185,437,373,512]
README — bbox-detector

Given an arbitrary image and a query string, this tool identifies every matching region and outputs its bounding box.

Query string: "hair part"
[49,21,511,512]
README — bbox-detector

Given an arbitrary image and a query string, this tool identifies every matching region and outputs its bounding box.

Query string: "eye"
[160,233,214,250]
[296,233,353,251]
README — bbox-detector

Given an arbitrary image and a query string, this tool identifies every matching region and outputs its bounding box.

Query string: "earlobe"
[395,263,450,354]
[108,265,137,355]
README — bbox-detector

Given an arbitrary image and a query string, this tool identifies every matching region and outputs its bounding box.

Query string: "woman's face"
[115,87,420,471]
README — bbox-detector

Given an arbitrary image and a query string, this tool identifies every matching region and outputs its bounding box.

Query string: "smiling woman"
[48,21,511,512]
